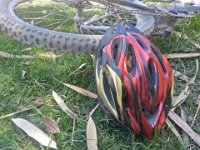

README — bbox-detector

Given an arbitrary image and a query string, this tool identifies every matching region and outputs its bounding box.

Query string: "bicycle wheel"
[0,0,155,53]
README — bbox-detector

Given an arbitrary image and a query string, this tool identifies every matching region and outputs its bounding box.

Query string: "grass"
[0,0,200,149]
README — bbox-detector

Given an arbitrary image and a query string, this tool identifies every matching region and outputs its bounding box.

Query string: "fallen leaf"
[166,53,200,59]
[70,69,88,76]
[173,70,189,81]
[52,91,77,118]
[195,95,200,106]
[42,10,48,14]
[193,43,200,50]
[0,99,43,120]
[31,20,34,25]
[22,47,32,52]
[168,111,200,147]
[191,100,200,127]
[179,75,189,82]
[189,59,199,84]
[172,85,190,111]
[196,101,199,106]
[34,99,44,107]
[180,106,189,147]
[173,69,182,77]
[0,51,34,59]
[166,118,184,146]
[42,117,60,134]
[48,27,65,31]
[38,52,61,60]
[68,63,88,76]
[180,106,187,123]
[187,115,194,125]
[174,31,200,50]
[90,54,96,64]
[63,83,98,99]
[87,117,98,150]
[87,104,99,120]
[0,51,61,60]
[12,118,57,149]
[21,70,27,80]
[71,118,76,145]
[172,62,200,111]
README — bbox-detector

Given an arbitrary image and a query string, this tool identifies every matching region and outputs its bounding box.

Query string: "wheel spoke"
[15,0,140,35]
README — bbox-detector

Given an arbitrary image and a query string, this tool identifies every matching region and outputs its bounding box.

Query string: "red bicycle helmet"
[95,21,173,139]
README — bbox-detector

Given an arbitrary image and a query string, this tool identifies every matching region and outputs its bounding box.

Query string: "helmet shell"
[95,21,173,139]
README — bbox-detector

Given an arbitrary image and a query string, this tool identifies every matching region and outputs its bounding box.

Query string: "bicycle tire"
[0,0,155,54]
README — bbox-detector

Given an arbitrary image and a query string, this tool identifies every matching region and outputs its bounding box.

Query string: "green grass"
[0,1,200,150]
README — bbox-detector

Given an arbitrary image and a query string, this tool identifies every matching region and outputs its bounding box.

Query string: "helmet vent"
[127,47,133,73]
[111,39,123,65]
[134,36,148,51]
[151,46,167,75]
[112,45,118,60]
[142,107,151,119]
[127,45,136,74]
[103,71,116,109]
[148,62,157,85]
